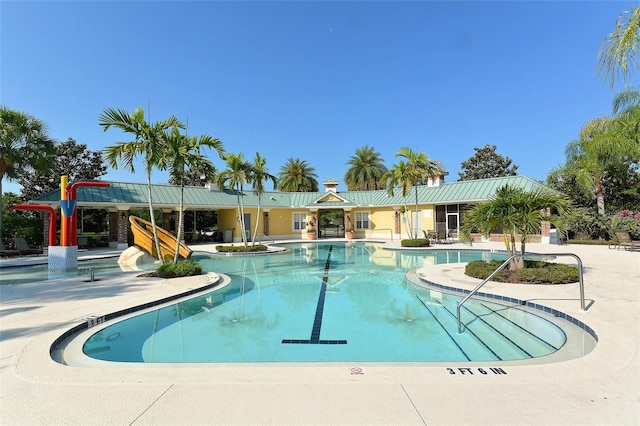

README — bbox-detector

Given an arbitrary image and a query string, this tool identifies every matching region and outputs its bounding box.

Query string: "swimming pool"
[66,242,596,364]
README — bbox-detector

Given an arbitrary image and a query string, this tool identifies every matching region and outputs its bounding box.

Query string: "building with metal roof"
[31,175,553,248]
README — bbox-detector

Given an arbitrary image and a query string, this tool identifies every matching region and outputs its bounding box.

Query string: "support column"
[115,209,129,249]
[162,210,172,232]
[541,208,551,244]
[394,209,401,235]
[263,210,270,236]
[43,211,52,247]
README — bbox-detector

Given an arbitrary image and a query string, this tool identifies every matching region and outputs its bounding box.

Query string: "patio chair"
[13,237,44,256]
[0,243,20,257]
[613,231,640,251]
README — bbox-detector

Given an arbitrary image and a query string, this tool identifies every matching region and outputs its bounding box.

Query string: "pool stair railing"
[456,253,586,334]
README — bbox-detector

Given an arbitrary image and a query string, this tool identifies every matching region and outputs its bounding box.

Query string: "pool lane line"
[282,244,347,345]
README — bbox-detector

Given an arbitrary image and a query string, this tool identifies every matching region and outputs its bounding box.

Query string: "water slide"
[129,215,193,260]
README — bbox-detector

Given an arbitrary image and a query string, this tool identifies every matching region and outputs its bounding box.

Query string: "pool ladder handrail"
[257,233,274,245]
[456,253,586,333]
[366,228,393,241]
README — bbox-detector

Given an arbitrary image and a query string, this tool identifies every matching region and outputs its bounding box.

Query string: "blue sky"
[2,1,635,194]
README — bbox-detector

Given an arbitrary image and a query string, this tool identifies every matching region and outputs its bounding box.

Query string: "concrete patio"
[0,241,638,425]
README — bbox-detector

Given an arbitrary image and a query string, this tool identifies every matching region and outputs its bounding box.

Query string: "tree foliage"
[1,192,43,247]
[0,107,56,246]
[383,147,441,239]
[344,145,388,191]
[458,144,518,181]
[168,165,217,187]
[597,7,640,89]
[162,127,223,262]
[277,158,318,192]
[550,89,640,215]
[18,138,107,201]
[459,185,571,270]
[101,107,183,262]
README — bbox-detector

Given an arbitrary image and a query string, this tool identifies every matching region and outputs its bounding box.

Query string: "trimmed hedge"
[215,244,268,253]
[465,260,579,284]
[401,238,430,248]
[156,261,203,278]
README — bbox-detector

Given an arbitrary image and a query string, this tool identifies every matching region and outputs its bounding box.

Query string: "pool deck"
[0,240,638,425]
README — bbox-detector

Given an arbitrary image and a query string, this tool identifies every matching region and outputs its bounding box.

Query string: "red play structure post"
[66,181,110,246]
[11,204,57,247]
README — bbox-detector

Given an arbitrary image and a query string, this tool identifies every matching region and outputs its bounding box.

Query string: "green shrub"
[215,244,268,253]
[465,260,510,281]
[611,210,640,239]
[465,260,578,284]
[157,261,203,278]
[401,238,430,247]
[564,207,611,240]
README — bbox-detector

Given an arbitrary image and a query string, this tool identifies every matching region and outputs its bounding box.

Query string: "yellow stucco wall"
[219,205,437,240]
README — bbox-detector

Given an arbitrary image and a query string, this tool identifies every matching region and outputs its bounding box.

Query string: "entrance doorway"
[318,210,345,238]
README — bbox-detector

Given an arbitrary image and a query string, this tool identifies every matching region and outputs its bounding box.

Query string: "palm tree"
[344,145,388,191]
[277,158,318,192]
[382,161,413,238]
[460,185,571,270]
[100,107,183,261]
[597,7,640,89]
[247,153,277,246]
[0,107,56,246]
[558,89,640,215]
[163,127,224,263]
[216,153,250,247]
[387,147,441,238]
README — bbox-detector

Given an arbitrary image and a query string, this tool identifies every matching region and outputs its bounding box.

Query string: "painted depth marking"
[282,245,347,345]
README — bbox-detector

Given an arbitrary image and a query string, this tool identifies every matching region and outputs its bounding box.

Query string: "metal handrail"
[366,228,393,241]
[257,233,274,245]
[457,253,585,333]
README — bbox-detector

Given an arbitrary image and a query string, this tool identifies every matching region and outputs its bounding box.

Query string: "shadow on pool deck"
[0,240,638,425]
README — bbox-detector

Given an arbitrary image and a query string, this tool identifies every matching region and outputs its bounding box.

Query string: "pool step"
[418,296,563,361]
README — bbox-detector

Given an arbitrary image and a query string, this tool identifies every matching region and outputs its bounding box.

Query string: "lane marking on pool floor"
[282,244,348,345]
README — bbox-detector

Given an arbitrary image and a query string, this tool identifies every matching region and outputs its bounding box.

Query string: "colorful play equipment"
[11,176,109,272]
[11,204,57,247]
[129,215,192,260]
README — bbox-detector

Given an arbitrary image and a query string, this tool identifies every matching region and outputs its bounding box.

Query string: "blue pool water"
[78,242,595,363]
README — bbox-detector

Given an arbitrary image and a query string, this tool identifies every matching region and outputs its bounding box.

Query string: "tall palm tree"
[163,127,224,263]
[247,153,277,246]
[560,89,640,215]
[597,7,640,89]
[216,153,250,247]
[392,147,441,238]
[277,158,318,192]
[344,145,388,191]
[0,107,56,246]
[100,107,183,261]
[382,161,413,238]
[460,185,571,270]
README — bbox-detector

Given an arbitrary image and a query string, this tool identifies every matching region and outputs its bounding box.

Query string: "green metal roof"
[32,176,548,209]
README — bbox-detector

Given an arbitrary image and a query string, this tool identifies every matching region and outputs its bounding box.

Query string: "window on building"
[355,211,370,229]
[293,212,307,231]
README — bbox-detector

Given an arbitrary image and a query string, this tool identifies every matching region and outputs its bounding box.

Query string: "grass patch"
[216,244,269,253]
[465,260,579,284]
[156,261,203,278]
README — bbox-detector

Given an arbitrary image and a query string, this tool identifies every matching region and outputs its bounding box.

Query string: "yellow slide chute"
[129,215,193,260]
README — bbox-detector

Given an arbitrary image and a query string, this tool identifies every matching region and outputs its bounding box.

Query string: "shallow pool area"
[60,242,596,365]
[0,256,152,286]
